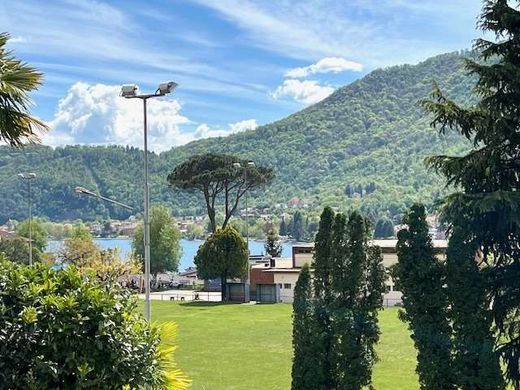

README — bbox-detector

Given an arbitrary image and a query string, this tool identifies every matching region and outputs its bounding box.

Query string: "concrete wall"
[272,272,300,303]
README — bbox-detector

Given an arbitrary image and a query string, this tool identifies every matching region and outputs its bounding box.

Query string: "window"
[283,283,291,290]
[278,283,282,289]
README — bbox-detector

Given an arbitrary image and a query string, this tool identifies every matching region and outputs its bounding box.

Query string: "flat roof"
[292,239,448,250]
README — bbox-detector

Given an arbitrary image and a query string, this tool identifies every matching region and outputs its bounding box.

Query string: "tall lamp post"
[233,160,255,301]
[120,81,177,322]
[18,173,36,265]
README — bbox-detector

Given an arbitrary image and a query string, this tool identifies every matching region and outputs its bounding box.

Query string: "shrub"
[0,260,189,389]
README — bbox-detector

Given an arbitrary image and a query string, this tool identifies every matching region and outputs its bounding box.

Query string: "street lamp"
[74,186,133,210]
[120,81,178,322]
[18,173,36,265]
[233,160,255,301]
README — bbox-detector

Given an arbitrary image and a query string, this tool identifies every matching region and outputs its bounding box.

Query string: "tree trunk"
[221,274,226,302]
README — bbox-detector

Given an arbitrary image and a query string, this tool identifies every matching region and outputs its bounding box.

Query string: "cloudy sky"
[0,0,483,152]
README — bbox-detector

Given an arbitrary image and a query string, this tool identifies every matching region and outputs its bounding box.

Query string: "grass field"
[148,301,419,390]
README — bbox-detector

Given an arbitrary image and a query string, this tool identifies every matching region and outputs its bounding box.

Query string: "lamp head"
[74,186,88,194]
[247,161,255,167]
[232,162,241,168]
[120,84,138,98]
[157,81,178,95]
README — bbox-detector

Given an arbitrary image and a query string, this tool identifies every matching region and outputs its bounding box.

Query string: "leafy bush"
[0,260,189,389]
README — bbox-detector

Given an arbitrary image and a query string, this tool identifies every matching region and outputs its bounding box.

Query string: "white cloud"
[193,0,481,67]
[43,82,259,150]
[272,80,334,105]
[286,57,363,78]
[194,119,258,140]
[229,119,258,133]
[45,82,190,152]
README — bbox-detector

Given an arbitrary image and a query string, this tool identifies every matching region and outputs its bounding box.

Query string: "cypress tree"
[279,218,287,236]
[312,207,335,389]
[314,207,335,303]
[331,211,385,390]
[422,1,520,384]
[395,204,455,390]
[292,212,305,241]
[291,264,321,390]
[447,227,503,390]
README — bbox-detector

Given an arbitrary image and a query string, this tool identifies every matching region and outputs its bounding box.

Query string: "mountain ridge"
[0,50,476,223]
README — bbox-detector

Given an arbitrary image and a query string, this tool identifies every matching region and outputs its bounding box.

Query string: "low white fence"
[138,290,222,302]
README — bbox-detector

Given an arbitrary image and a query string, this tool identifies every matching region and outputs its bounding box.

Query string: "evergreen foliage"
[422,1,520,385]
[167,153,273,232]
[292,207,385,389]
[279,217,287,236]
[394,204,455,390]
[446,227,503,390]
[264,229,282,257]
[291,264,321,390]
[330,211,385,389]
[133,205,182,276]
[312,207,335,389]
[290,211,305,241]
[194,226,248,301]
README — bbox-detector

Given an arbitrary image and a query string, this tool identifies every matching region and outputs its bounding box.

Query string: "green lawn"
[148,301,418,390]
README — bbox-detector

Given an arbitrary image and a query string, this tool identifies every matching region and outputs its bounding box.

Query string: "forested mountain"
[0,50,477,223]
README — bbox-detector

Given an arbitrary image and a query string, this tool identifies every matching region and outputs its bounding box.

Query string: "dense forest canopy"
[0,50,477,223]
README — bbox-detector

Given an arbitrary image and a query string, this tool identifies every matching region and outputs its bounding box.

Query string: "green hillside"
[0,50,476,223]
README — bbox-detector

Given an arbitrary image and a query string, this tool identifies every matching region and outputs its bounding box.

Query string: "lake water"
[48,238,295,272]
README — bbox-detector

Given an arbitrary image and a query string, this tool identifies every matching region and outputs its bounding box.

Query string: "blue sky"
[0,0,483,151]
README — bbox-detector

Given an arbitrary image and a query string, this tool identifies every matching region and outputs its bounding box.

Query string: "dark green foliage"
[330,211,385,390]
[279,217,287,236]
[422,1,520,385]
[0,260,169,389]
[373,217,394,238]
[446,227,503,390]
[133,205,182,275]
[311,207,335,389]
[294,207,385,390]
[0,51,476,224]
[291,264,321,390]
[167,153,273,232]
[313,207,335,304]
[395,204,455,390]
[290,211,305,241]
[264,230,282,257]
[194,226,248,301]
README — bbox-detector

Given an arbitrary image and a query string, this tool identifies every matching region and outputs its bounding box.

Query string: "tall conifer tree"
[446,227,503,390]
[331,212,385,389]
[395,204,455,390]
[291,264,321,390]
[422,1,520,384]
[312,207,335,389]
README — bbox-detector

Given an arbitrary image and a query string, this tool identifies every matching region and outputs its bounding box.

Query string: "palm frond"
[155,321,192,390]
[0,32,48,147]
